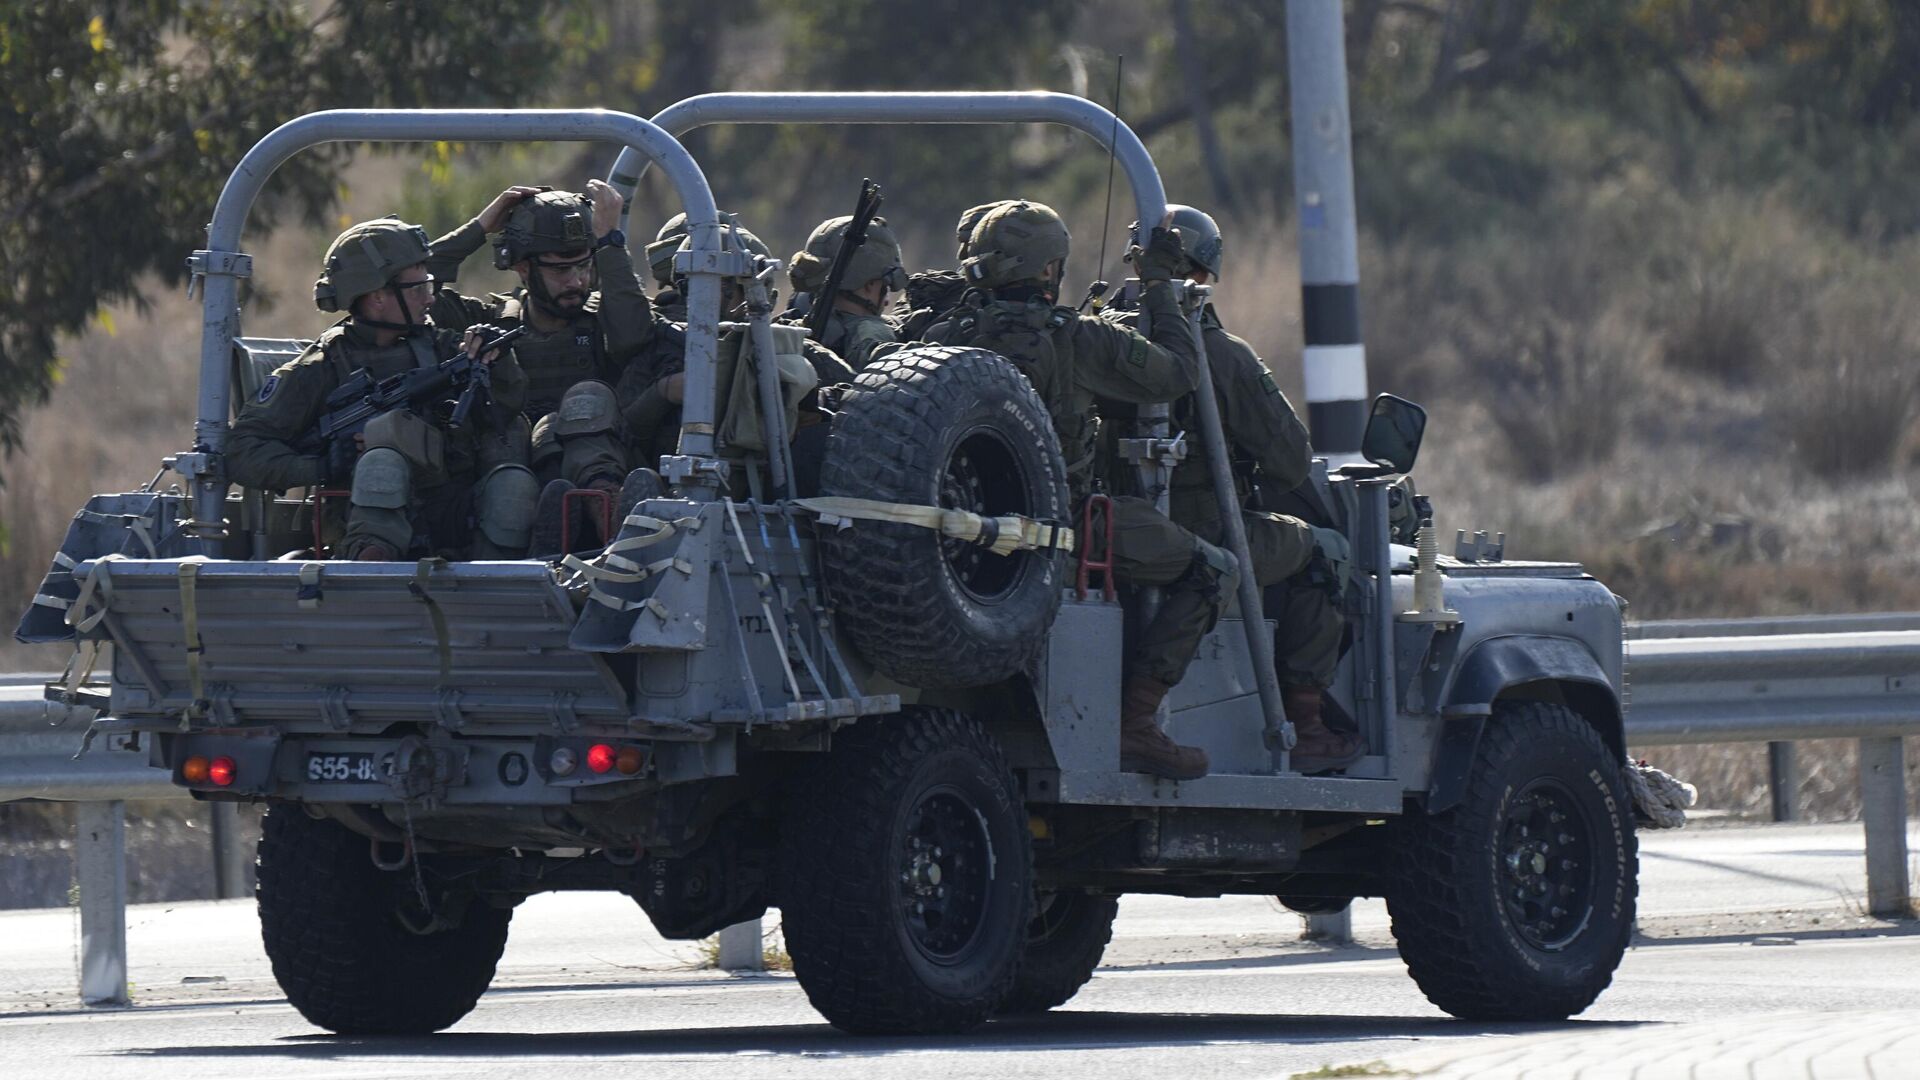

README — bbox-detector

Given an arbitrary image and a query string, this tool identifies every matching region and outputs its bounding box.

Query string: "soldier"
[228,217,537,561]
[785,214,905,370]
[894,200,1012,341]
[1112,205,1360,773]
[642,208,740,324]
[424,180,664,550]
[620,220,854,475]
[924,200,1233,781]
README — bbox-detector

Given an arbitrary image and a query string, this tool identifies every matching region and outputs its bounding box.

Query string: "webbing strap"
[178,562,206,720]
[407,558,453,683]
[795,496,1075,556]
[564,513,700,614]
[65,554,123,634]
[32,592,72,610]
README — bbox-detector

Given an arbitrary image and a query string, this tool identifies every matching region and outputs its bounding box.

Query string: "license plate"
[305,752,381,783]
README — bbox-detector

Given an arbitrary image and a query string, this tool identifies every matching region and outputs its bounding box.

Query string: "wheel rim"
[1027,890,1078,945]
[898,784,996,964]
[938,426,1035,603]
[1499,779,1597,951]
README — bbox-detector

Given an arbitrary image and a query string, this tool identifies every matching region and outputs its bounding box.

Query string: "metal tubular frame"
[608,92,1297,766]
[187,109,726,538]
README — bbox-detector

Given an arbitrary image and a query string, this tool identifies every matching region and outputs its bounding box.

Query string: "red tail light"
[208,756,237,787]
[586,743,616,774]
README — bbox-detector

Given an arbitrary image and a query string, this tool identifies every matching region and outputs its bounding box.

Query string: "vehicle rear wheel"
[818,346,1069,689]
[257,806,512,1034]
[999,890,1118,1013]
[779,707,1033,1033]
[1387,701,1636,1020]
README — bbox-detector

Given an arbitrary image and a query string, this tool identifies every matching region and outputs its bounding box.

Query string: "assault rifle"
[303,323,525,481]
[805,178,883,344]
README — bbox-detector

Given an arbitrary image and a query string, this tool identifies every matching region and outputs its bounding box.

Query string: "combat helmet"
[954,200,1015,261]
[960,200,1071,291]
[1129,203,1223,280]
[646,209,745,289]
[313,217,433,313]
[787,215,907,299]
[493,189,594,270]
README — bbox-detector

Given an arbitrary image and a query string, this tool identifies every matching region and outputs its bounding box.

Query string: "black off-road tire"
[1387,702,1637,1021]
[779,707,1033,1034]
[999,890,1118,1013]
[819,346,1069,689]
[257,807,512,1034]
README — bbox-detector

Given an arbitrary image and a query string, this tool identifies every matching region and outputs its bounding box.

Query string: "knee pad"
[530,412,563,471]
[555,380,619,438]
[475,464,540,550]
[350,447,412,510]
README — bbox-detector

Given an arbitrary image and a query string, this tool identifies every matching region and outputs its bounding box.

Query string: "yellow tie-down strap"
[795,497,1075,557]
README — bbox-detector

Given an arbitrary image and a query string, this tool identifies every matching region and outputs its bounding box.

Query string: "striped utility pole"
[1285,0,1369,456]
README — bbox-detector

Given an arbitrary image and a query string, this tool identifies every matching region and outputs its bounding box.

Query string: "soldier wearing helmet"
[618,218,855,486]
[642,209,737,323]
[923,199,1229,781]
[1106,204,1356,773]
[784,214,905,371]
[424,180,671,553]
[227,217,536,561]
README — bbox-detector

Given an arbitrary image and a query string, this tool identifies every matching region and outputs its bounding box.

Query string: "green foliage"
[0,0,587,484]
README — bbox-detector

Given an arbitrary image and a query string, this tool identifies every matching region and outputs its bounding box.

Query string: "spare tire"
[819,345,1069,689]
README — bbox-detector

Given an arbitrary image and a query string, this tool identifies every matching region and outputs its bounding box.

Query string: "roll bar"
[605,91,1168,246]
[184,109,724,536]
[606,92,1297,768]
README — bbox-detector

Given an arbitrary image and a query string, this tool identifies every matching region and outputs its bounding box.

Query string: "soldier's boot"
[1118,675,1209,781]
[350,541,397,561]
[1285,685,1366,775]
[615,467,665,525]
[528,479,580,559]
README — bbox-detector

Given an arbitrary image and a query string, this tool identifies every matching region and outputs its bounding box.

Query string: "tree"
[0,0,591,487]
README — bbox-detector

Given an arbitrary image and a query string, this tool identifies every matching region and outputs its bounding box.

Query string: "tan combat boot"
[1119,675,1209,781]
[1284,685,1366,774]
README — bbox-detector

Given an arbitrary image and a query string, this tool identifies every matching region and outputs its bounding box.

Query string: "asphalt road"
[1,820,1915,1080]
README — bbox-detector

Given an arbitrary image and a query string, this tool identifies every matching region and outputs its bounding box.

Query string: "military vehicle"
[17,95,1636,1036]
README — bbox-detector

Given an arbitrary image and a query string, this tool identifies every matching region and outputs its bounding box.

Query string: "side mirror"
[1361,394,1427,474]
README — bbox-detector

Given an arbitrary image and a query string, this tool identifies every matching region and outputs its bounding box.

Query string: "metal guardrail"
[2,614,1914,1003]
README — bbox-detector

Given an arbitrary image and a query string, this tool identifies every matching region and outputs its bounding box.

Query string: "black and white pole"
[1286,0,1368,457]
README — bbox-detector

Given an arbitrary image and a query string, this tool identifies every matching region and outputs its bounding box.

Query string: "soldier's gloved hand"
[1126,225,1190,283]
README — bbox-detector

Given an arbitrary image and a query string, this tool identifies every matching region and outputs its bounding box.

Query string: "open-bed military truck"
[18,95,1636,1035]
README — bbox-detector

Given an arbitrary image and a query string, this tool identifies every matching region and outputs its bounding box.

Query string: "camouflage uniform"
[619,221,854,471]
[785,215,905,371]
[1118,202,1359,772]
[1115,302,1344,689]
[924,201,1230,779]
[424,191,659,491]
[227,218,535,559]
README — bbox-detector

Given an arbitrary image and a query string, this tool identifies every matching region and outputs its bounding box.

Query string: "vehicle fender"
[1426,634,1624,813]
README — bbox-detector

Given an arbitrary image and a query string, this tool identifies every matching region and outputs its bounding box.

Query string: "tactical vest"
[482,293,604,418]
[319,326,483,481]
[927,296,1100,499]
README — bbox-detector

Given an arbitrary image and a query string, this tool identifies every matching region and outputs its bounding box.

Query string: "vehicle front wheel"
[1386,701,1637,1021]
[778,707,1033,1034]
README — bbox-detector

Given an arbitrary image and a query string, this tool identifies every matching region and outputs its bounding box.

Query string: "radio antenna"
[1092,54,1124,302]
